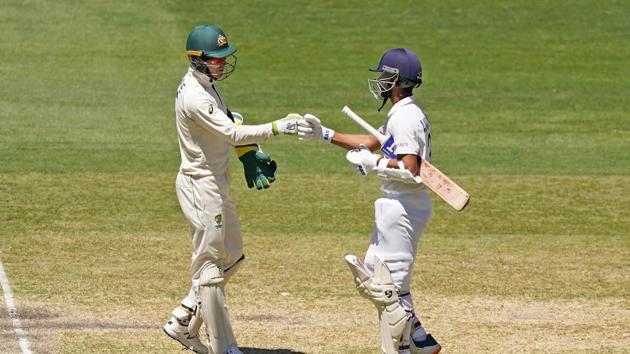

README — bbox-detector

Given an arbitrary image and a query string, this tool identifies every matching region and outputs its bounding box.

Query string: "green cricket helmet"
[186,24,237,81]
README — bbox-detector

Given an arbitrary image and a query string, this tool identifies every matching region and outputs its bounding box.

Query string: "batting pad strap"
[234,144,258,157]
[398,291,410,297]
[224,254,245,283]
[180,303,195,313]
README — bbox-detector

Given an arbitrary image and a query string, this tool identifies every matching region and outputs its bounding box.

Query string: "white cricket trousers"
[364,191,432,294]
[176,172,243,282]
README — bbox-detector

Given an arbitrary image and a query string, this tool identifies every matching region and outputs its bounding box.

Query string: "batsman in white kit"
[298,48,442,354]
[163,24,300,354]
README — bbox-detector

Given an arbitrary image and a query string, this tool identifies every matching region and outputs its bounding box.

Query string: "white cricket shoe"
[411,333,441,354]
[163,319,209,354]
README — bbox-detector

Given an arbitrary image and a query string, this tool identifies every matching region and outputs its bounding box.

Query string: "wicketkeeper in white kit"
[298,48,442,354]
[162,24,300,354]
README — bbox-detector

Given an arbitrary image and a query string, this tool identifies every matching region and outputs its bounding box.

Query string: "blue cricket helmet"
[369,48,422,88]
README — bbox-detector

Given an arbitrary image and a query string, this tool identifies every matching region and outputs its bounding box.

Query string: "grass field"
[1,1,629,353]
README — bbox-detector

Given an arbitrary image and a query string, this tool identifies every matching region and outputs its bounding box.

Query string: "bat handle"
[341,106,387,144]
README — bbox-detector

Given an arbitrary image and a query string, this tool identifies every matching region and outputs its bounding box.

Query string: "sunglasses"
[207,57,226,65]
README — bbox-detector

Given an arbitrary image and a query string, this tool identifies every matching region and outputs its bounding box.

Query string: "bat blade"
[420,160,470,211]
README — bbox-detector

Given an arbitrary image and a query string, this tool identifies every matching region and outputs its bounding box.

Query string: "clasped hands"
[241,112,379,189]
[273,112,334,142]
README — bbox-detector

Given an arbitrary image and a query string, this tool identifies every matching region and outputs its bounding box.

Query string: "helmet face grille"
[214,55,237,81]
[189,54,237,81]
[368,68,398,100]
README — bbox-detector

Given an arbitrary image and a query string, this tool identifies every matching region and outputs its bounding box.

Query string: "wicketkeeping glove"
[271,113,301,135]
[236,145,277,189]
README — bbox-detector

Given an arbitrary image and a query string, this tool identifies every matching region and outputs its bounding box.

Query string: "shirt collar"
[189,67,215,89]
[387,95,416,117]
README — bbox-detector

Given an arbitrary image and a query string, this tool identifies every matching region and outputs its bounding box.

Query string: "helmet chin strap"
[377,91,391,112]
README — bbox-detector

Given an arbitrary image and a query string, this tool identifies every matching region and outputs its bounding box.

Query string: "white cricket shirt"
[380,95,432,194]
[175,68,275,178]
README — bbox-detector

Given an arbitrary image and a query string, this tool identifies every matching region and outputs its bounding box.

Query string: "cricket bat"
[341,106,470,211]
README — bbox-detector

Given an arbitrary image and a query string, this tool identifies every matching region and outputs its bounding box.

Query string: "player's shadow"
[240,349,305,354]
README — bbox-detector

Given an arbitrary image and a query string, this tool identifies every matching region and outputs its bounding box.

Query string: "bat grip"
[341,106,387,144]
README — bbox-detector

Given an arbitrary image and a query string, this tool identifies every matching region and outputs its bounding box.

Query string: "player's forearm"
[331,133,380,151]
[378,154,420,175]
[193,108,275,145]
[398,154,420,175]
[224,112,299,145]
[227,116,300,145]
[226,123,275,145]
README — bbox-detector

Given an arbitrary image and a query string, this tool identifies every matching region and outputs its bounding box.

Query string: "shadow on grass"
[241,349,305,354]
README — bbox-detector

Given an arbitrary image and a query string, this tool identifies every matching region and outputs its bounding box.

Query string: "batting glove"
[297,114,334,143]
[236,145,277,189]
[346,146,381,176]
[272,113,301,135]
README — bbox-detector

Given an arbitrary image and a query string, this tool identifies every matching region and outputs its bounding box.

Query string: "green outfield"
[1,1,629,353]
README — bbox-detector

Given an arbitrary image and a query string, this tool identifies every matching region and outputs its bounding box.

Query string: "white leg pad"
[189,254,243,338]
[345,254,377,301]
[188,301,203,337]
[346,255,411,354]
[194,264,237,354]
[380,302,412,353]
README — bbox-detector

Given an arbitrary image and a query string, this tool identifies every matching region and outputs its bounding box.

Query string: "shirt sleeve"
[188,95,275,145]
[389,115,421,156]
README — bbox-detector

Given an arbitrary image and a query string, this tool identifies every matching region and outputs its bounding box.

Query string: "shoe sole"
[163,327,206,354]
[415,345,442,354]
